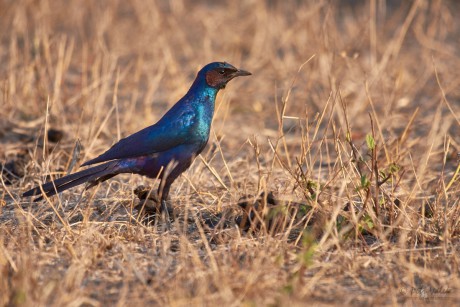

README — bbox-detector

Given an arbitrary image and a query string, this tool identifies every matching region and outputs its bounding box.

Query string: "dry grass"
[1,0,460,305]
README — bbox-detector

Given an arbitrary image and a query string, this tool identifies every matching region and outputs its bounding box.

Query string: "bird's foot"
[160,200,172,230]
[134,185,174,227]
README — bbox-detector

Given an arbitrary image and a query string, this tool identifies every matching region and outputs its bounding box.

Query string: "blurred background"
[2,0,459,197]
[1,0,459,210]
[2,0,458,143]
[1,1,460,305]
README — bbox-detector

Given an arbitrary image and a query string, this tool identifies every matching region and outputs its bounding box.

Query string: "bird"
[23,62,251,212]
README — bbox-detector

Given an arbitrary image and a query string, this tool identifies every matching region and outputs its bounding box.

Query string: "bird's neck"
[187,77,219,106]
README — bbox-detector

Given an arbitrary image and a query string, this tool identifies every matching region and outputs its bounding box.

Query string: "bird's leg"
[158,180,171,210]
[158,179,173,226]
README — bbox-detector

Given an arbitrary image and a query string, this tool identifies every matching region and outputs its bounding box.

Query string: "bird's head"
[199,62,251,89]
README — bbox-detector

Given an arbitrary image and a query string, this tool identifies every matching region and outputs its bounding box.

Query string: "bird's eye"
[219,70,225,75]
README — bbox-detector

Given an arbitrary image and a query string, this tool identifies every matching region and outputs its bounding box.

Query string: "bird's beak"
[233,69,252,77]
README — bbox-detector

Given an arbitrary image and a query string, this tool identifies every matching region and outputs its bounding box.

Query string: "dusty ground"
[1,0,460,305]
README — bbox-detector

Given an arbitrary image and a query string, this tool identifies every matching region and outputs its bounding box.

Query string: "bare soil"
[1,0,459,305]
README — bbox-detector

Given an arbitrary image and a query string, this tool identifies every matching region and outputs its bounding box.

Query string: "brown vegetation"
[1,0,459,305]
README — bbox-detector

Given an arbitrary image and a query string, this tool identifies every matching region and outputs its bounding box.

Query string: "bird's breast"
[193,102,214,142]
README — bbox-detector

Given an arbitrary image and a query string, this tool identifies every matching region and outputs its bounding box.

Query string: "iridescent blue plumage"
[23,62,251,208]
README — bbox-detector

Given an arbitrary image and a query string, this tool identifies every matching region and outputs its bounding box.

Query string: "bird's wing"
[82,110,196,166]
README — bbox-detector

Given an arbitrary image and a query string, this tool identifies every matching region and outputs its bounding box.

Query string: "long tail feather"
[22,161,118,201]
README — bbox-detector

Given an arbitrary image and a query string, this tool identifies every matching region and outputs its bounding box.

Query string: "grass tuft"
[1,0,459,305]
